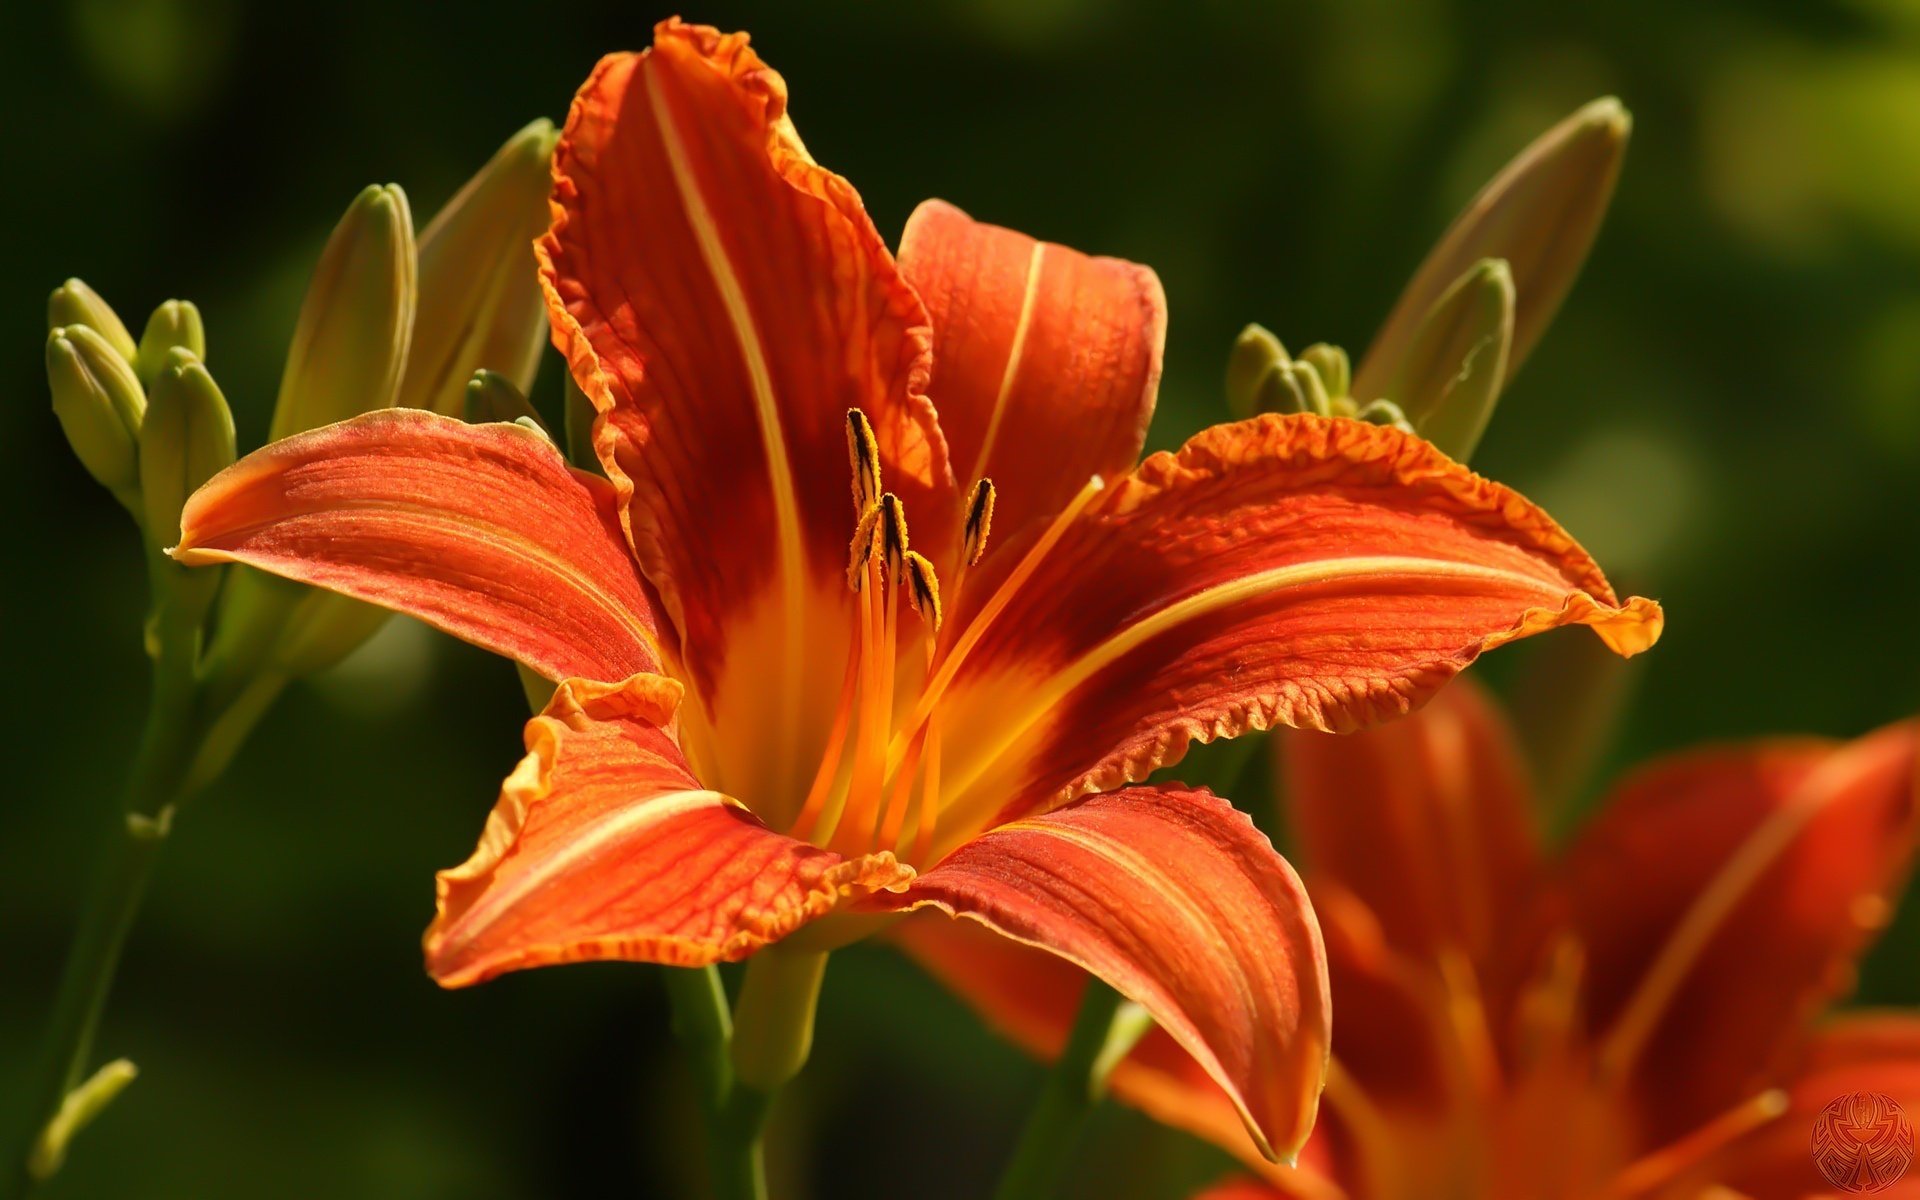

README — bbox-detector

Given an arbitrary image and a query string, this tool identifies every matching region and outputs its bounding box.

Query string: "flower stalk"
[991,980,1146,1200]
[659,954,835,1200]
[9,544,208,1197]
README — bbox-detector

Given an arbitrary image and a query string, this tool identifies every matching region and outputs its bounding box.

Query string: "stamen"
[845,409,880,515]
[1435,947,1503,1102]
[1605,1089,1787,1198]
[901,551,942,633]
[1321,1058,1402,1187]
[1595,751,1863,1085]
[813,557,884,847]
[846,503,880,591]
[911,721,942,864]
[878,492,909,580]
[788,638,864,839]
[963,477,996,566]
[1512,933,1586,1075]
[887,474,1106,777]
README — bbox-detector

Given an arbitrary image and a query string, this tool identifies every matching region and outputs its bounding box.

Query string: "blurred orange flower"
[173,19,1659,1161]
[907,680,1919,1198]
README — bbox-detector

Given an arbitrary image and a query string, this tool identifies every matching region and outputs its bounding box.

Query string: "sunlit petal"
[174,408,663,684]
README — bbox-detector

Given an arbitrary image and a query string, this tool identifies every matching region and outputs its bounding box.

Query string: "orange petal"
[897,199,1164,541]
[1564,721,1920,1141]
[174,408,662,684]
[1280,677,1544,975]
[426,674,913,986]
[867,785,1330,1163]
[537,21,954,812]
[930,414,1662,842]
[1717,1014,1920,1199]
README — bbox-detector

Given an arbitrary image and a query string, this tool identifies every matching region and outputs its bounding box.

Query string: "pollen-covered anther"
[846,503,880,591]
[844,408,881,515]
[902,551,942,632]
[963,478,996,566]
[879,492,910,580]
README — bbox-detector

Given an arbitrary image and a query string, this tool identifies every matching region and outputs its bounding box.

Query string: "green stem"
[8,579,207,1197]
[660,965,766,1200]
[991,980,1135,1200]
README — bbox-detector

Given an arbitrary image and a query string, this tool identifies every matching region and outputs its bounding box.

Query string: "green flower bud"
[48,278,137,361]
[1282,361,1332,417]
[1298,343,1350,402]
[269,183,418,442]
[1225,323,1288,419]
[463,368,545,429]
[1385,258,1514,462]
[135,299,207,389]
[401,119,558,417]
[1354,97,1630,402]
[47,325,145,506]
[141,348,235,550]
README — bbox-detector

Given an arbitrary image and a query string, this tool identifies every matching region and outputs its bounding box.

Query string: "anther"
[845,409,881,515]
[846,503,880,591]
[963,478,996,566]
[878,492,909,581]
[902,551,942,632]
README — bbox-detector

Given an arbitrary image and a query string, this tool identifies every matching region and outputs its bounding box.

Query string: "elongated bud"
[845,408,881,514]
[48,278,137,361]
[141,348,236,549]
[48,326,145,505]
[27,1058,138,1181]
[464,369,545,430]
[135,300,206,389]
[847,503,880,591]
[564,375,599,471]
[1225,323,1288,419]
[963,478,996,566]
[1353,97,1630,401]
[902,551,942,632]
[401,119,558,416]
[1299,343,1350,401]
[1281,361,1332,417]
[269,183,418,441]
[878,492,909,580]
[1386,258,1514,461]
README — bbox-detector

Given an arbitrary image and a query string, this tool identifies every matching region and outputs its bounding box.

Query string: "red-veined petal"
[897,198,1164,541]
[929,414,1661,844]
[174,408,662,684]
[537,20,955,818]
[1563,721,1920,1140]
[866,785,1330,1163]
[426,674,913,986]
[1280,677,1544,976]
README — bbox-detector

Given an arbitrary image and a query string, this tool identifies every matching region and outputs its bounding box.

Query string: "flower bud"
[135,300,207,389]
[1354,97,1629,401]
[48,325,145,506]
[1225,323,1288,420]
[141,348,235,549]
[269,183,418,442]
[463,369,544,429]
[48,278,137,362]
[400,119,558,417]
[1298,343,1350,402]
[1385,258,1514,462]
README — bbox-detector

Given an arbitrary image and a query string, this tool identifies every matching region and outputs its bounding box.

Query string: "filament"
[887,474,1106,776]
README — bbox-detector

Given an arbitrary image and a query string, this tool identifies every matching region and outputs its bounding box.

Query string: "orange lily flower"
[171,20,1660,1161]
[905,679,1919,1197]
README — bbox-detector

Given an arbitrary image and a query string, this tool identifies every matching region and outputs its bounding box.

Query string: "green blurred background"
[4,0,1919,1196]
